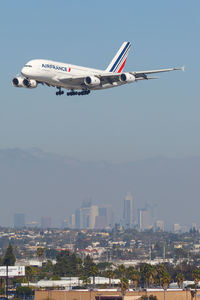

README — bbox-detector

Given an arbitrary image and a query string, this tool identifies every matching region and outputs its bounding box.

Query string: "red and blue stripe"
[109,42,131,73]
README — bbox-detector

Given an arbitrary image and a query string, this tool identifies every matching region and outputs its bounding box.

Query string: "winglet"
[181,65,185,72]
[174,66,185,72]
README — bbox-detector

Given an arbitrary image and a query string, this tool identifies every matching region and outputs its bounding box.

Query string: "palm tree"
[126,267,140,289]
[119,277,129,300]
[140,264,157,288]
[156,264,167,287]
[160,271,171,300]
[25,266,34,287]
[117,264,126,278]
[192,269,200,290]
[148,266,157,288]
[90,264,98,287]
[176,273,184,288]
[105,270,115,287]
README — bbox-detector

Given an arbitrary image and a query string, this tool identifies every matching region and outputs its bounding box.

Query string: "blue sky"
[0,0,199,162]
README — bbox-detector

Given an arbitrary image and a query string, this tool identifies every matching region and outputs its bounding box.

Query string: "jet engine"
[84,76,100,86]
[120,73,136,83]
[23,78,37,88]
[12,76,24,87]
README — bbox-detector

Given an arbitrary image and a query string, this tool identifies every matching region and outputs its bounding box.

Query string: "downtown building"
[138,208,153,231]
[75,201,98,229]
[14,213,25,228]
[122,192,134,228]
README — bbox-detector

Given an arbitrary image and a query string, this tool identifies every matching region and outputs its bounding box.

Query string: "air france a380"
[12,42,184,96]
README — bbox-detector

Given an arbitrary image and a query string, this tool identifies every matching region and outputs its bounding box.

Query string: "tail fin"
[105,42,131,73]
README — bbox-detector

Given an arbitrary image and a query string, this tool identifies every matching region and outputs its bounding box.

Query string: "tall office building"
[123,192,134,227]
[14,213,25,228]
[96,205,113,228]
[138,209,152,231]
[75,202,99,229]
[90,205,99,229]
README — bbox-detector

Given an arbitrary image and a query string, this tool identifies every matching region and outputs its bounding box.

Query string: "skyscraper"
[138,209,153,231]
[123,192,134,227]
[75,202,99,229]
[97,205,113,228]
[14,213,25,228]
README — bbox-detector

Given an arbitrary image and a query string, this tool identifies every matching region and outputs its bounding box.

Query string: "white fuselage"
[21,59,123,90]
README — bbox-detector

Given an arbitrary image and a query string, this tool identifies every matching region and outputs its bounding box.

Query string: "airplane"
[12,42,184,96]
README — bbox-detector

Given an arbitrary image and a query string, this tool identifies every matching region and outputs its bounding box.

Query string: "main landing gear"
[67,90,90,96]
[56,88,91,96]
[56,87,64,96]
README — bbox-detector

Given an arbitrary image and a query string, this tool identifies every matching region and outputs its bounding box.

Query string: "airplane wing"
[131,66,184,79]
[56,66,184,86]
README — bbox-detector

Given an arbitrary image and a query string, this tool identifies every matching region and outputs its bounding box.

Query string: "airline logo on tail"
[106,42,131,73]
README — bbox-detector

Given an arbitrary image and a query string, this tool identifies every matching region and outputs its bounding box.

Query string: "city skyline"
[10,187,199,233]
[0,147,199,227]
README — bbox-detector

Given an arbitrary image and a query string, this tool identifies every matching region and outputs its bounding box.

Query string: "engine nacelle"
[84,76,100,86]
[120,73,136,83]
[23,78,37,88]
[12,76,24,87]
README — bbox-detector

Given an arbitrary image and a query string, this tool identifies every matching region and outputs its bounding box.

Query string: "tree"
[130,270,141,289]
[79,275,91,288]
[176,273,184,288]
[140,264,157,288]
[190,290,197,300]
[160,271,171,300]
[83,255,94,276]
[116,264,126,278]
[156,264,168,287]
[3,243,16,266]
[90,264,99,286]
[192,269,200,290]
[104,270,115,288]
[36,247,45,261]
[25,266,34,286]
[160,271,171,289]
[119,277,129,299]
[16,286,33,298]
[97,262,112,271]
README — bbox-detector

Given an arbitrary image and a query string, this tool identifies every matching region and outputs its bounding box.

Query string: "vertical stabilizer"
[105,42,131,73]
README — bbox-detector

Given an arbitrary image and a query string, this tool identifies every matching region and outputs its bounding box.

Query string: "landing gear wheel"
[56,87,64,96]
[66,90,90,96]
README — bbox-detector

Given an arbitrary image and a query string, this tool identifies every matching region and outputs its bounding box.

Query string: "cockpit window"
[24,65,32,67]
